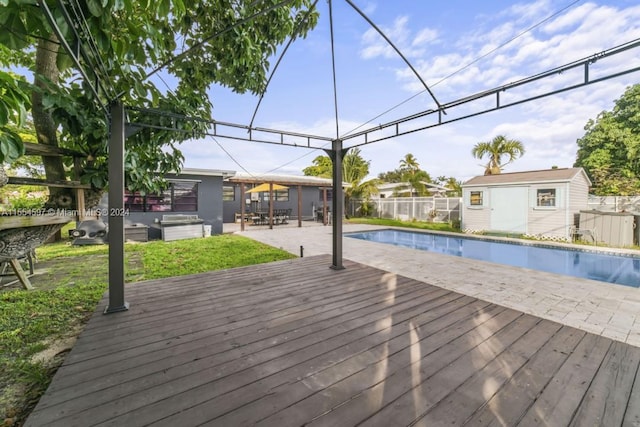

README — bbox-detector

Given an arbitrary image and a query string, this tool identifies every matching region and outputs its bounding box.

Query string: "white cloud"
[413,28,439,46]
[362,1,377,15]
[541,2,598,33]
[360,16,438,60]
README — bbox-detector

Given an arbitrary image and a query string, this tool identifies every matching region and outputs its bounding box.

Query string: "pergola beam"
[342,39,640,148]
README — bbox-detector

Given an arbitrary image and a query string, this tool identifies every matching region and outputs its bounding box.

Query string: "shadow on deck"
[26,255,640,426]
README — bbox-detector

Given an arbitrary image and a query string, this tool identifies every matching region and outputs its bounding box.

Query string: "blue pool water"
[346,229,640,288]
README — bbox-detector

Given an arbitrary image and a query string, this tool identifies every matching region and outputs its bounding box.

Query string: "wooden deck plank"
[82,295,480,427]
[569,341,640,426]
[81,258,364,332]
[64,267,391,356]
[73,262,380,343]
[234,310,534,427]
[623,355,640,426]
[25,255,640,427]
[310,317,563,427]
[149,298,502,426]
[458,325,586,427]
[411,316,548,427]
[60,266,389,367]
[44,277,442,405]
[30,277,460,425]
[516,334,612,426]
[51,275,433,390]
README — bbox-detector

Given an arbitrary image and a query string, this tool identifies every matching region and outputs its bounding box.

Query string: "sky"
[174,0,640,182]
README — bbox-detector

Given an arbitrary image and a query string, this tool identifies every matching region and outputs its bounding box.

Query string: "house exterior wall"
[461,187,490,231]
[142,172,224,238]
[222,184,333,223]
[99,172,225,239]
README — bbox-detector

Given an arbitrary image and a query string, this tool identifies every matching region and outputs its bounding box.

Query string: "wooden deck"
[26,255,640,427]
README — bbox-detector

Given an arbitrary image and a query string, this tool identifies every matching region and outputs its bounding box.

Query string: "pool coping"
[368,226,640,257]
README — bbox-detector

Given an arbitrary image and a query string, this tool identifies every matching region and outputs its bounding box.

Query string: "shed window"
[469,191,483,206]
[223,186,235,201]
[537,188,556,207]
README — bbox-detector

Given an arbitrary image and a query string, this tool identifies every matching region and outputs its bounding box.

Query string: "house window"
[537,188,556,207]
[263,189,290,201]
[274,189,289,201]
[125,181,198,212]
[223,186,235,201]
[470,191,483,206]
[319,188,333,202]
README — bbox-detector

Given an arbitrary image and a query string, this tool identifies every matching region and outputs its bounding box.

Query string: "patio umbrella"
[246,183,288,193]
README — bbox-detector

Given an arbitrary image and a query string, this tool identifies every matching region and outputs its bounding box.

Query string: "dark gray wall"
[223,184,333,223]
[100,172,225,239]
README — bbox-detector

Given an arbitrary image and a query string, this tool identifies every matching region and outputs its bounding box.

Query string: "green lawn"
[0,235,295,425]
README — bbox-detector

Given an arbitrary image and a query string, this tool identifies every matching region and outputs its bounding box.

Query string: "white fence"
[349,197,462,223]
[350,195,640,224]
[588,195,640,213]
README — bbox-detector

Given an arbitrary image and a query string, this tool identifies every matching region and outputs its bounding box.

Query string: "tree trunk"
[32,35,73,209]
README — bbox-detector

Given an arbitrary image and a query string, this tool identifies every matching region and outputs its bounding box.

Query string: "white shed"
[461,168,591,240]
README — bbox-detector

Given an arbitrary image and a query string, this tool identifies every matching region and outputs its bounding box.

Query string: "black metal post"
[329,139,345,270]
[105,102,129,314]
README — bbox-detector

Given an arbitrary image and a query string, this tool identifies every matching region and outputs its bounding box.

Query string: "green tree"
[377,169,403,183]
[435,176,463,196]
[302,155,333,178]
[574,84,640,195]
[378,154,433,197]
[0,0,319,207]
[471,135,525,175]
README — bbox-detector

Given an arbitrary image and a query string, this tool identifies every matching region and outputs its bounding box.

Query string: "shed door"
[490,187,528,233]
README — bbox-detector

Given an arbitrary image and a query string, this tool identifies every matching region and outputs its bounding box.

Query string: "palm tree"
[471,135,525,175]
[399,153,420,173]
[342,148,379,209]
[399,153,421,196]
[303,148,379,216]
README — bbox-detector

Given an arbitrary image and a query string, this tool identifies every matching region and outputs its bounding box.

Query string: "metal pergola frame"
[38,0,640,314]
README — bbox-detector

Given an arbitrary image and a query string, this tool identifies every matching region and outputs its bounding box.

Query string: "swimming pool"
[345,229,640,288]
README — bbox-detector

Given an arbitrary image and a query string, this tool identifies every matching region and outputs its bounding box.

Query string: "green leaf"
[157,0,170,18]
[86,0,102,17]
[0,128,25,164]
[0,10,29,50]
[0,102,8,126]
[56,51,74,72]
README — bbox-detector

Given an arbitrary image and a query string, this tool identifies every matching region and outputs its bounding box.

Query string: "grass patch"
[0,282,105,424]
[140,235,296,280]
[346,217,459,232]
[1,235,295,424]
[35,242,110,261]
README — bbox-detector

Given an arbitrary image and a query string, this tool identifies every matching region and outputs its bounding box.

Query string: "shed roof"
[463,167,591,187]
